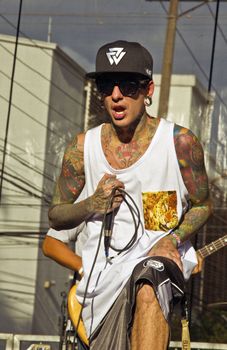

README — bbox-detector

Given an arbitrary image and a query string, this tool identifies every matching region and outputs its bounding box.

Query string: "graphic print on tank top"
[142,191,178,231]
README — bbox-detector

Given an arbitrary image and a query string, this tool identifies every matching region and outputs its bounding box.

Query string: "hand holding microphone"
[91,174,124,214]
[90,173,124,259]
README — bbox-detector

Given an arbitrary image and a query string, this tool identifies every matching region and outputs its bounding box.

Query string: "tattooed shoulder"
[174,124,209,203]
[174,124,204,170]
[52,133,85,205]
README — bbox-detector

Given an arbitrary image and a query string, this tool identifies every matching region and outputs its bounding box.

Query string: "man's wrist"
[170,232,181,248]
[85,196,95,216]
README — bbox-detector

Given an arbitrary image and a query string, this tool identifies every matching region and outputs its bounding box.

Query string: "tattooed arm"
[49,133,124,230]
[48,133,88,230]
[172,125,212,242]
[148,125,212,270]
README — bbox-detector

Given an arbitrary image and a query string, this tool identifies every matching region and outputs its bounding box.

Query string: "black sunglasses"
[95,78,149,97]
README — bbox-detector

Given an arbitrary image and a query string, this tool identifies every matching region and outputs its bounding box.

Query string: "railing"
[0,334,60,350]
[0,334,227,350]
[169,341,227,349]
[0,333,14,350]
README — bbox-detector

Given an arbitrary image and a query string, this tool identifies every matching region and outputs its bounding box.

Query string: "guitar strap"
[181,295,191,350]
[181,319,191,350]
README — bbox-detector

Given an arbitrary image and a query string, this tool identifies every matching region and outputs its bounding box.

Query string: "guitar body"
[67,284,89,346]
[192,252,204,274]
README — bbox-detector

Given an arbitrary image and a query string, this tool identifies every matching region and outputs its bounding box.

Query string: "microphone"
[104,212,113,258]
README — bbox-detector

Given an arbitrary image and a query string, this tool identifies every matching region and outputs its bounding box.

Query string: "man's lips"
[112,106,126,119]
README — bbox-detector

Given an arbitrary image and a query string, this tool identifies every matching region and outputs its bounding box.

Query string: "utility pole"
[47,16,52,42]
[158,0,178,118]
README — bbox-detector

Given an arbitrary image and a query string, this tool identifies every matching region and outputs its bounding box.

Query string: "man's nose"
[111,85,123,100]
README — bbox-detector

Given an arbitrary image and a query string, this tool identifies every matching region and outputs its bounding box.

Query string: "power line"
[0,93,66,141]
[0,70,82,128]
[0,42,84,110]
[0,145,56,183]
[0,136,60,171]
[1,185,29,196]
[0,202,48,208]
[0,218,49,226]
[0,13,86,83]
[0,280,34,288]
[0,11,169,18]
[159,1,209,80]
[0,0,23,201]
[1,11,227,18]
[208,0,220,93]
[3,164,52,199]
[5,19,227,27]
[0,149,53,182]
[0,137,61,202]
[0,232,46,237]
[207,2,227,46]
[3,169,49,198]
[0,258,47,261]
[0,297,34,314]
[159,1,227,110]
[1,175,50,203]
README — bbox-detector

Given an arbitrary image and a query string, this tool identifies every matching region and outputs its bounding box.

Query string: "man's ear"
[147,81,154,97]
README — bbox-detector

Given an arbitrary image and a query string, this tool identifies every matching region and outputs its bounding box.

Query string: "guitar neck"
[197,234,227,258]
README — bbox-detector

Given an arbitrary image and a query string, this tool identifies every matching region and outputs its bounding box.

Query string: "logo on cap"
[106,47,126,65]
[146,68,152,77]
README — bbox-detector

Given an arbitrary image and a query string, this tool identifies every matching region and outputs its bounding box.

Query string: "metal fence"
[169,341,227,349]
[1,334,227,350]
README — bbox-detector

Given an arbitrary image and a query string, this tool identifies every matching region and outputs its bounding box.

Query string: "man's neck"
[110,113,148,143]
[102,114,159,169]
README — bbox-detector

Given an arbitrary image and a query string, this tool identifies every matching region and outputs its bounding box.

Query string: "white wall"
[0,34,86,334]
[146,74,209,139]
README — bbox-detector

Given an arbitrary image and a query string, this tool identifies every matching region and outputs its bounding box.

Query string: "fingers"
[148,236,183,271]
[149,249,182,271]
[110,192,124,210]
[92,174,125,214]
[101,174,124,190]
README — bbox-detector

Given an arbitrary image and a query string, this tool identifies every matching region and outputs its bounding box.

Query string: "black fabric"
[88,256,185,350]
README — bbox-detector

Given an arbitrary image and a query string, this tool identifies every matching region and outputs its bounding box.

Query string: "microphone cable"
[109,188,142,254]
[73,187,142,344]
[73,188,118,342]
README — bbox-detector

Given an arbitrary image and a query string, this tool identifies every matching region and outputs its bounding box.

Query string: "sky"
[0,0,227,95]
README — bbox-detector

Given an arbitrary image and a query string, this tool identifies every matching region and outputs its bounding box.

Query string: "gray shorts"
[88,256,185,350]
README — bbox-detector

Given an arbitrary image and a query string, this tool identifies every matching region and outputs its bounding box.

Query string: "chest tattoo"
[112,140,147,167]
[102,127,154,169]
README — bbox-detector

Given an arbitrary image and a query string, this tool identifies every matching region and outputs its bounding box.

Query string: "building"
[0,34,86,334]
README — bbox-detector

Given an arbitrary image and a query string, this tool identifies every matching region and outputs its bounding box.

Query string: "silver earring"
[144,96,152,107]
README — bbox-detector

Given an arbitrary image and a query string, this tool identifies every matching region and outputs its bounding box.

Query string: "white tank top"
[76,118,189,336]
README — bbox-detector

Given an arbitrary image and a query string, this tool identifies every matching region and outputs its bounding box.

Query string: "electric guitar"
[67,283,89,346]
[192,234,227,274]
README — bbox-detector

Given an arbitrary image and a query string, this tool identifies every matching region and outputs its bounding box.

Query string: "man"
[43,40,211,350]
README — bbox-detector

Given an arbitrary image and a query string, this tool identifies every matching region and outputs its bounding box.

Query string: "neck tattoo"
[102,116,159,169]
